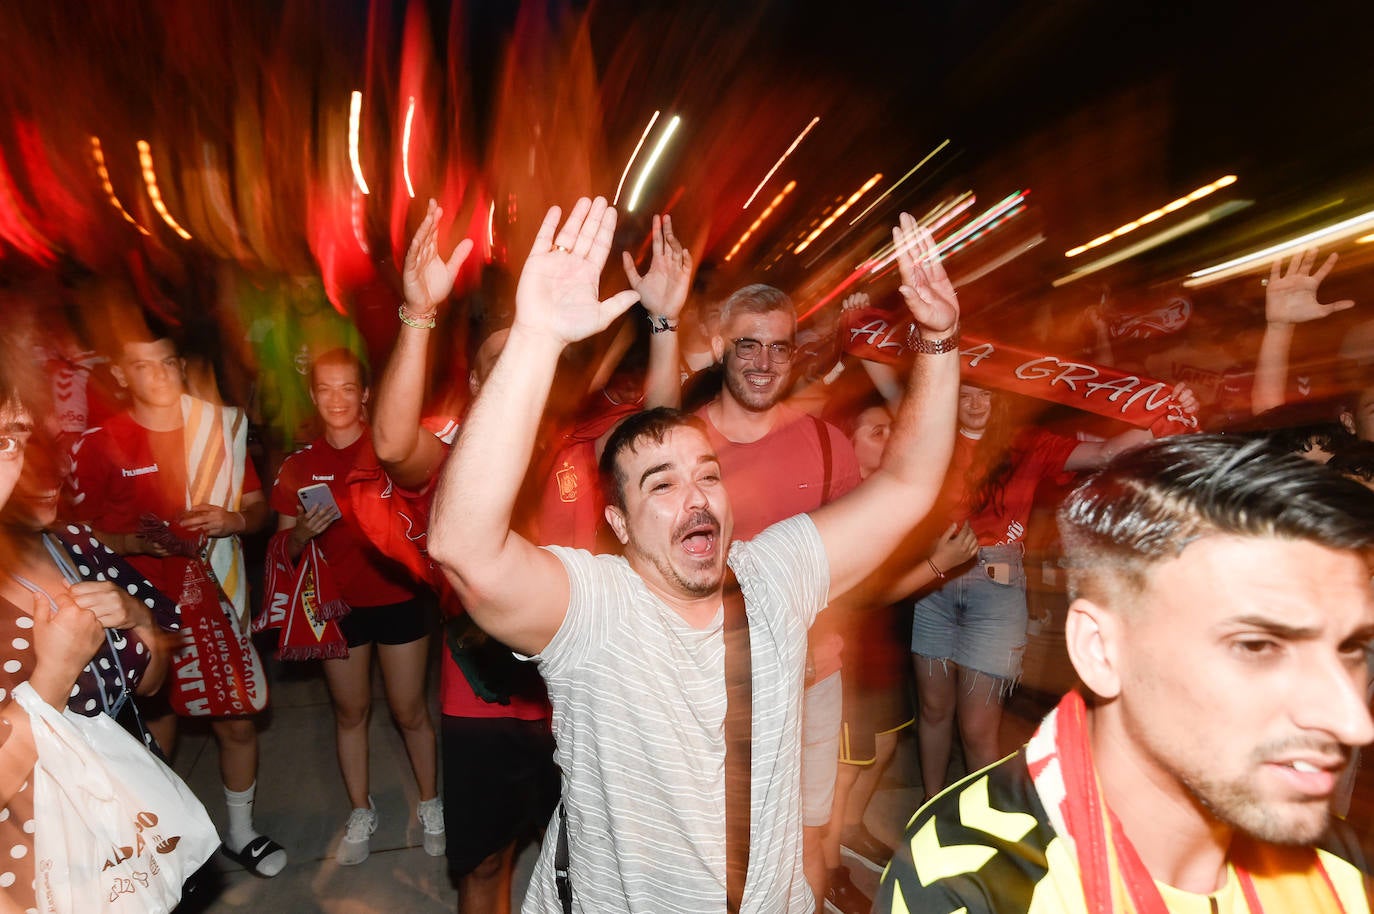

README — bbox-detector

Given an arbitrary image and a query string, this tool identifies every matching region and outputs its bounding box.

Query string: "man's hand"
[180,504,244,537]
[402,199,476,318]
[514,197,641,346]
[1266,248,1354,326]
[68,581,151,631]
[289,504,340,548]
[622,214,693,321]
[893,214,959,336]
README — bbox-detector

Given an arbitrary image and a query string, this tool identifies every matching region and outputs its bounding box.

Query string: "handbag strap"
[722,565,752,914]
[555,803,572,914]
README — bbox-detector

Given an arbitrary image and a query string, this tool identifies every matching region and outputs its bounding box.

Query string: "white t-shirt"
[524,514,829,914]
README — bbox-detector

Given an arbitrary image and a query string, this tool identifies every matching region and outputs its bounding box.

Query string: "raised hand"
[402,199,476,318]
[893,213,959,336]
[842,292,871,312]
[515,197,642,346]
[1266,248,1355,325]
[622,214,693,321]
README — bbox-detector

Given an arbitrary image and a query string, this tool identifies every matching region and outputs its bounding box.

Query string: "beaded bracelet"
[398,305,437,330]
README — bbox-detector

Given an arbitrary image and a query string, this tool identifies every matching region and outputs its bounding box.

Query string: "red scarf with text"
[257,531,349,661]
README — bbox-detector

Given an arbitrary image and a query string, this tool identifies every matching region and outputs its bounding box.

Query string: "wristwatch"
[905,321,960,354]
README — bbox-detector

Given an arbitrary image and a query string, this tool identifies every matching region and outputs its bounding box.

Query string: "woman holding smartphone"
[270,348,442,865]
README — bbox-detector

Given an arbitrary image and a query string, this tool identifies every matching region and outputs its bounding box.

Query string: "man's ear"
[361,387,370,405]
[604,504,629,546]
[710,334,725,364]
[110,364,128,389]
[1341,409,1357,436]
[1064,597,1122,700]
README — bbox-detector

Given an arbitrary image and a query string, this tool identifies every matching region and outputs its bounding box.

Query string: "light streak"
[864,192,975,269]
[349,90,370,195]
[487,199,496,252]
[743,116,819,209]
[1185,206,1374,286]
[1052,199,1251,287]
[849,139,950,226]
[868,190,1024,275]
[613,110,660,206]
[1065,175,1236,257]
[724,180,796,262]
[136,140,192,239]
[401,96,416,199]
[793,173,883,254]
[90,137,149,235]
[626,115,681,212]
[1356,232,1374,244]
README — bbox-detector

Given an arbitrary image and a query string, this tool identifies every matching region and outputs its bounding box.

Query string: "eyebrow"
[0,419,33,436]
[637,454,720,489]
[1221,615,1324,640]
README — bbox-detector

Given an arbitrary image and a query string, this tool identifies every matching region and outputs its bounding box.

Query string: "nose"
[1293,652,1374,748]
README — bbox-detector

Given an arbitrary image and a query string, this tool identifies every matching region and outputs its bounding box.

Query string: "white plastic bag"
[13,682,219,914]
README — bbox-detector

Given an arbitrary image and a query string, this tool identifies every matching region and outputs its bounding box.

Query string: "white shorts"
[800,671,842,827]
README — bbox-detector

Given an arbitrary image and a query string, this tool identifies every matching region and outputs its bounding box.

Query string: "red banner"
[841,307,1197,431]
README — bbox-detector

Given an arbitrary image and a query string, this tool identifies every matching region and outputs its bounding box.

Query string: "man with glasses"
[697,283,866,911]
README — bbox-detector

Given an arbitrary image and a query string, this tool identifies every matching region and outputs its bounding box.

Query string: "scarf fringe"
[277,640,350,662]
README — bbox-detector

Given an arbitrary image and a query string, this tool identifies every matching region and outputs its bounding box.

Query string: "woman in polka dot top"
[0,428,181,912]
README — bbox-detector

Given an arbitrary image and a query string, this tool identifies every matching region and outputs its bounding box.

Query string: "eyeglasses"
[731,337,794,363]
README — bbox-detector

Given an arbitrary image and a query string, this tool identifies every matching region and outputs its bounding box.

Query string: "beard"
[1175,740,1347,846]
[722,355,787,412]
[626,509,724,598]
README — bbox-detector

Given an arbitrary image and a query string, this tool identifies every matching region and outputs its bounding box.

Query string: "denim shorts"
[911,545,1027,681]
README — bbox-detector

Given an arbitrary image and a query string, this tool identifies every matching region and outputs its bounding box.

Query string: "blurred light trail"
[867,191,1022,275]
[613,110,660,206]
[487,199,496,254]
[849,139,950,226]
[626,115,681,212]
[864,192,976,269]
[945,204,1026,255]
[1052,199,1252,287]
[1185,206,1374,286]
[794,173,883,254]
[136,141,192,240]
[953,234,1046,286]
[724,180,796,262]
[402,97,416,199]
[1065,175,1237,257]
[351,186,369,254]
[743,116,820,210]
[1357,232,1374,243]
[90,137,150,235]
[349,90,370,195]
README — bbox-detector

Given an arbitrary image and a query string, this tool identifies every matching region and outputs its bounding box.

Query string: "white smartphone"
[297,483,340,516]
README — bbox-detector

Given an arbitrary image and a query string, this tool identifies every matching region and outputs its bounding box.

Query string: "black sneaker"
[840,824,894,872]
[823,867,872,914]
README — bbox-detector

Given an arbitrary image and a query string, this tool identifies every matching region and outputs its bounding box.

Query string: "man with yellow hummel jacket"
[877,435,1374,914]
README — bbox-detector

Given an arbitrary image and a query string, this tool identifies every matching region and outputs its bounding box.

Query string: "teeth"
[1290,761,1320,774]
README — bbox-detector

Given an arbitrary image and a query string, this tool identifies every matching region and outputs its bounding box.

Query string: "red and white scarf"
[258,531,349,661]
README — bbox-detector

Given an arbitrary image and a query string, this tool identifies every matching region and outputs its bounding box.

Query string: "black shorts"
[839,681,912,765]
[338,596,432,648]
[441,715,560,878]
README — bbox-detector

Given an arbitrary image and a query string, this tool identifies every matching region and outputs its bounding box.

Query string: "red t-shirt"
[698,404,861,679]
[698,405,862,541]
[409,417,549,721]
[69,412,262,598]
[530,403,637,551]
[944,427,1078,546]
[271,432,419,607]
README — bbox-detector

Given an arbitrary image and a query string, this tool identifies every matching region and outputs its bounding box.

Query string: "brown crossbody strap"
[722,565,752,914]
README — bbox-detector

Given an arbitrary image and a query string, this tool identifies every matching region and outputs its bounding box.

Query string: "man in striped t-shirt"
[422,198,960,913]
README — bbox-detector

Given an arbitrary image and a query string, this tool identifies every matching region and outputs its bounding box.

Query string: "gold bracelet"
[398,305,437,330]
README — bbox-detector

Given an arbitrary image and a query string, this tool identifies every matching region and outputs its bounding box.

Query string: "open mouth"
[676,512,720,559]
[1266,756,1346,797]
[744,371,775,389]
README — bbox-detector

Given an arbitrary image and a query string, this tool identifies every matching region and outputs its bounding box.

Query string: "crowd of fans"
[0,193,1371,914]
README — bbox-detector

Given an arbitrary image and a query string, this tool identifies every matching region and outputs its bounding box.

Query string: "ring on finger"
[552,243,571,254]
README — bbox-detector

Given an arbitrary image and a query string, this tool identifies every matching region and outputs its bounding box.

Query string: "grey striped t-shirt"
[524,513,829,914]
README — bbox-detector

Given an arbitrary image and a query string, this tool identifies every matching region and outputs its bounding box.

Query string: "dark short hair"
[1058,434,1374,602]
[598,407,709,510]
[718,283,796,332]
[309,347,370,389]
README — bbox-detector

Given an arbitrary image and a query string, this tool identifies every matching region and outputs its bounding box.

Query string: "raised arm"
[812,215,960,597]
[373,199,476,488]
[427,198,640,654]
[1251,248,1354,416]
[623,213,693,410]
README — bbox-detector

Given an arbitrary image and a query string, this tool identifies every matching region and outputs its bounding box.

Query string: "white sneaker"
[337,802,378,866]
[418,797,445,856]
